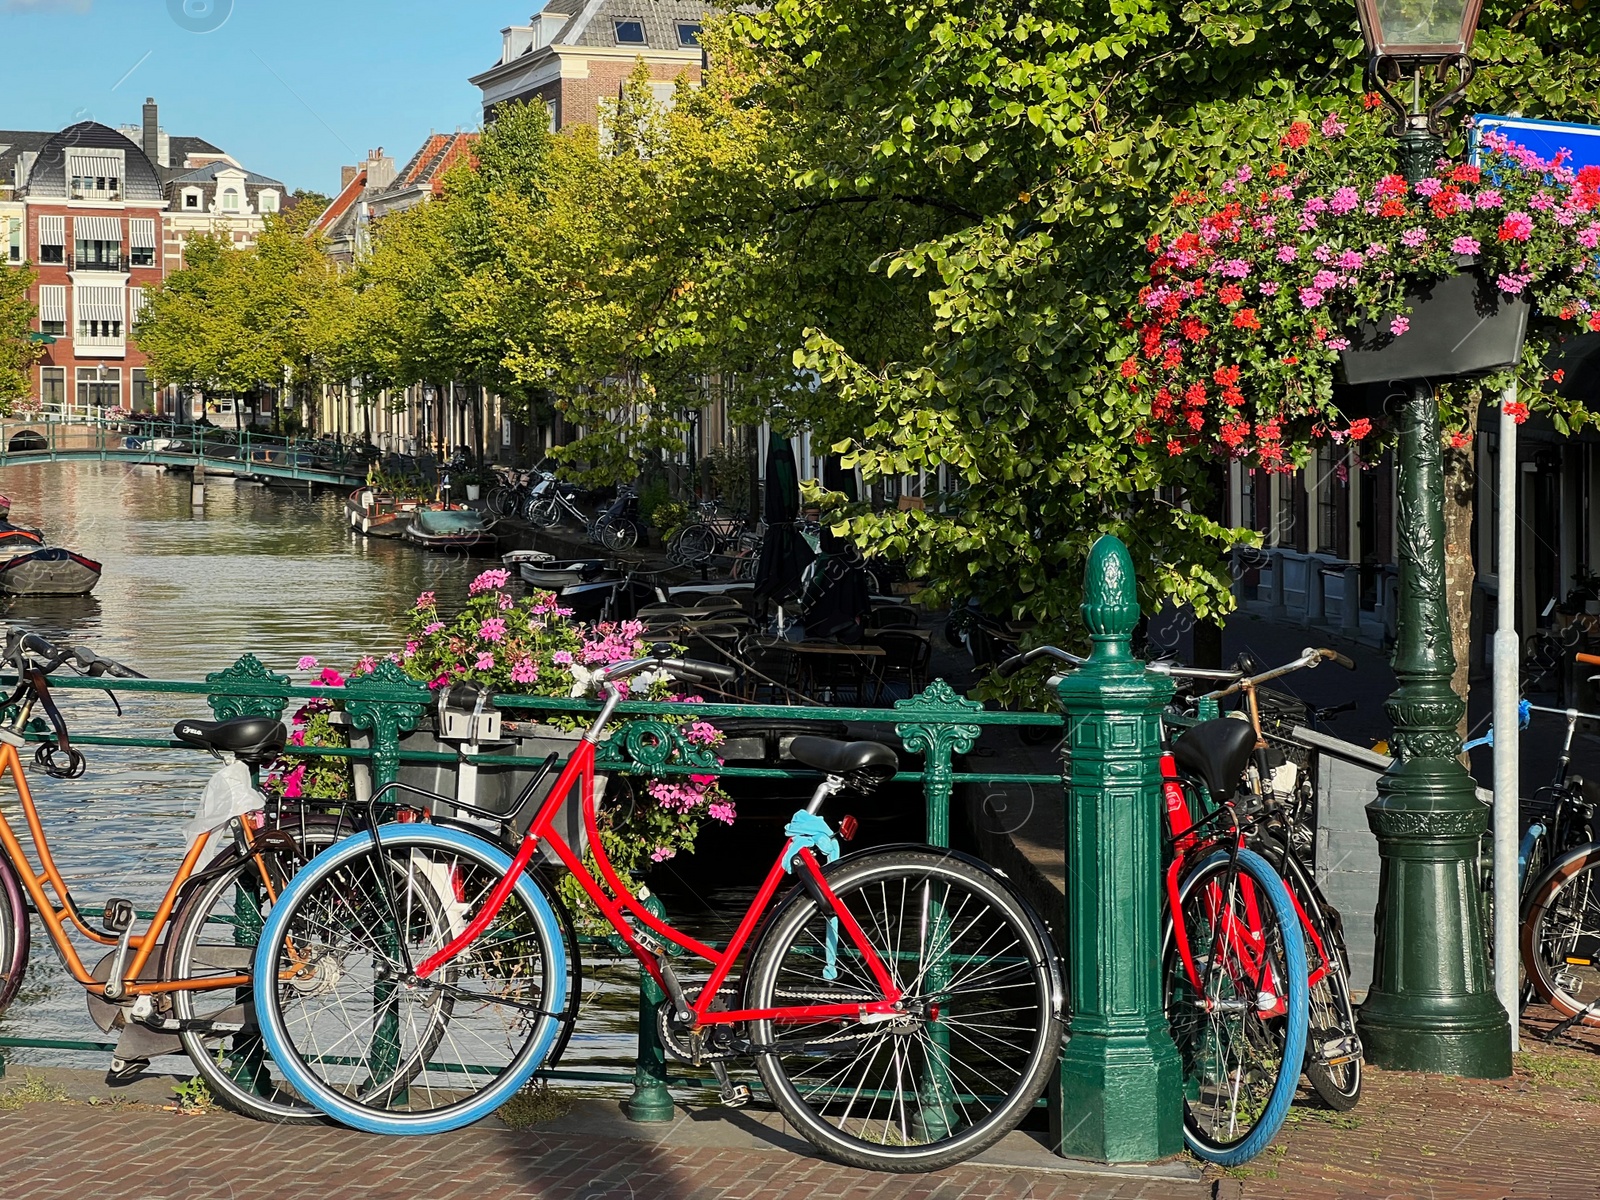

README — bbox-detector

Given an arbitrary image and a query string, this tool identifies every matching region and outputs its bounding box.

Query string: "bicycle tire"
[674,524,717,565]
[744,847,1062,1173]
[525,498,561,528]
[1522,843,1600,1026]
[599,518,638,553]
[0,849,27,1014]
[485,487,519,518]
[1164,847,1309,1165]
[1255,838,1361,1110]
[252,824,569,1135]
[164,816,352,1124]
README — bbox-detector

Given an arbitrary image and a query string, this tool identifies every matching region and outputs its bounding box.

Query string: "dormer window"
[677,23,701,48]
[222,188,240,212]
[613,19,646,45]
[183,190,202,210]
[258,190,279,213]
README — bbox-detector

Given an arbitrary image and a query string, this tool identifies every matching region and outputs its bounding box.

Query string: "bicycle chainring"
[656,988,743,1064]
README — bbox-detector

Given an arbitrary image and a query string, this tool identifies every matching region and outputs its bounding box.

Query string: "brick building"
[0,99,285,417]
[468,2,710,130]
[312,133,476,267]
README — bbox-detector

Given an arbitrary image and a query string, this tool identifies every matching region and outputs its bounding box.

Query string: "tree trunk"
[1443,403,1480,742]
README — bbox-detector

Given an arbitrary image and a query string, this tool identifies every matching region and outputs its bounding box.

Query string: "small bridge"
[0,420,369,489]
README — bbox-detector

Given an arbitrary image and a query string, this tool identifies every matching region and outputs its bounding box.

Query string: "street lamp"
[1357,0,1483,181]
[1349,0,1513,1078]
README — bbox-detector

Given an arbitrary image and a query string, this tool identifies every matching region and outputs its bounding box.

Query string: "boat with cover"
[402,506,498,552]
[0,527,102,596]
[347,487,422,539]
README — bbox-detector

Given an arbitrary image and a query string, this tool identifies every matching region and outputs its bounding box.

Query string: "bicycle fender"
[0,846,30,1013]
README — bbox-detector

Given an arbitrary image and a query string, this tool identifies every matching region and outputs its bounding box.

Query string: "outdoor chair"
[866,605,919,630]
[868,629,931,699]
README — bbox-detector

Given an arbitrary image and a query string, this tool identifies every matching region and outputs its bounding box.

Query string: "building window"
[41,367,65,411]
[222,188,240,211]
[258,190,279,213]
[184,191,201,209]
[1315,444,1341,555]
[39,242,63,265]
[41,320,65,338]
[6,218,19,264]
[74,239,122,271]
[613,19,646,45]
[677,22,701,47]
[77,319,123,339]
[131,368,153,412]
[131,245,155,267]
[76,367,121,409]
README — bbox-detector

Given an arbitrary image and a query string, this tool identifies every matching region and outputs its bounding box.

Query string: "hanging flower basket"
[1339,262,1531,386]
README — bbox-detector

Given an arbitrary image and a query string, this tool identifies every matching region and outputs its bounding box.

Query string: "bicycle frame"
[0,736,243,997]
[409,693,902,1026]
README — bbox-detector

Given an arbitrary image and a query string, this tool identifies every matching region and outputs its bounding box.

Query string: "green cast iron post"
[1053,535,1182,1162]
[1357,377,1510,1076]
[627,970,675,1122]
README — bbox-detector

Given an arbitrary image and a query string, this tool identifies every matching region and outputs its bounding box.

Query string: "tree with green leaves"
[716,0,1600,662]
[0,265,41,415]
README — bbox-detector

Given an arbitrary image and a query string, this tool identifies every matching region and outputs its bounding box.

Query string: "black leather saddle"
[789,736,898,789]
[173,716,287,766]
[1170,718,1258,807]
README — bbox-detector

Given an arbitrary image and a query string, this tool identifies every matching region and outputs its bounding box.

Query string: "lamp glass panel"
[1372,0,1470,48]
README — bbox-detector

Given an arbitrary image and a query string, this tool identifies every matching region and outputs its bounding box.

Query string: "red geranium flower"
[1452,163,1481,184]
[1280,121,1312,150]
[1119,358,1139,379]
[1232,308,1261,330]
[1218,283,1244,305]
[1379,198,1408,218]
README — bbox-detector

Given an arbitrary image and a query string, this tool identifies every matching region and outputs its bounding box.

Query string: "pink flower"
[316,667,345,688]
[1326,336,1351,351]
[1390,316,1410,336]
[1329,187,1360,214]
[1366,242,1389,257]
[1258,281,1279,296]
[1220,258,1250,278]
[498,593,513,611]
[1498,211,1534,242]
[1450,236,1481,255]
[468,569,510,596]
[1298,287,1325,308]
[1336,250,1364,269]
[553,650,573,665]
[1414,177,1443,197]
[423,621,445,635]
[685,720,721,746]
[403,640,419,658]
[415,591,435,609]
[1580,225,1600,250]
[1475,189,1503,210]
[1530,192,1556,212]
[1400,227,1428,248]
[1320,112,1347,138]
[511,657,538,684]
[1275,245,1299,263]
[356,655,377,675]
[475,651,496,671]
[1312,269,1339,289]
[1497,273,1529,294]
[297,656,319,671]
[650,847,676,863]
[288,729,306,747]
[708,802,736,825]
[479,617,507,643]
[283,764,306,800]
[1312,243,1334,262]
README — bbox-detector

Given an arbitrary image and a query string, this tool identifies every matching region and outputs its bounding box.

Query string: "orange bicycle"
[0,630,348,1121]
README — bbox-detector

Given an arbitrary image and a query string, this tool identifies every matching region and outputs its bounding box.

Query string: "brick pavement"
[3,1010,1599,1200]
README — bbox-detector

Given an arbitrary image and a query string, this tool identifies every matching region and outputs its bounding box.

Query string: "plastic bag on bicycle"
[182,760,265,846]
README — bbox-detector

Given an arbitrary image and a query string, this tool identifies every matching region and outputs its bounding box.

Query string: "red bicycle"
[252,649,1063,1173]
[1000,646,1308,1165]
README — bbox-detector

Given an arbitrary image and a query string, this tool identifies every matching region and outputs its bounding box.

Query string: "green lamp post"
[1350,0,1512,1078]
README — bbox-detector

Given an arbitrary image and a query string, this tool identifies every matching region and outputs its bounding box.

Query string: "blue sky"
[0,0,533,192]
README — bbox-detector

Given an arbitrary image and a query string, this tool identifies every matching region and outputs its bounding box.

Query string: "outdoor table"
[752,637,886,704]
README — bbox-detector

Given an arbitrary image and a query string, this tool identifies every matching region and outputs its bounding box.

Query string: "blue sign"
[1471,114,1600,172]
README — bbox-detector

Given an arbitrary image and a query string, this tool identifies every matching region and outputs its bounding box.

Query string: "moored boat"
[0,547,103,596]
[347,487,422,539]
[402,506,498,552]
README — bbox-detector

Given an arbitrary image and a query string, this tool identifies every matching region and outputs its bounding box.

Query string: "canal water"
[0,462,677,1086]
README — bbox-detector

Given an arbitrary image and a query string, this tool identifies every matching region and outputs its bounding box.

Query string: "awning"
[74,217,122,244]
[75,286,124,324]
[130,219,156,249]
[67,151,122,179]
[38,216,64,246]
[129,287,147,325]
[38,285,65,323]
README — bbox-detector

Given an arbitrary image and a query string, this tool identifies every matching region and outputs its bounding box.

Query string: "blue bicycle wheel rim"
[252,823,569,1136]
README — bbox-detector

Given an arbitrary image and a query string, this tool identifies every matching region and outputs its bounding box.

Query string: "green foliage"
[705,442,753,515]
[171,1074,213,1113]
[0,264,42,414]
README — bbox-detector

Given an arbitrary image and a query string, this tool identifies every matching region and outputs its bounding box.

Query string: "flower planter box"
[344,717,598,864]
[1339,267,1530,387]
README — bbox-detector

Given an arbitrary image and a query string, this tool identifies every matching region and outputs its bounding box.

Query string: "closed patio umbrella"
[754,434,815,606]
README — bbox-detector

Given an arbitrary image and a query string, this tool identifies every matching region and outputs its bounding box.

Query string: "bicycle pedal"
[102,898,134,934]
[710,1062,750,1108]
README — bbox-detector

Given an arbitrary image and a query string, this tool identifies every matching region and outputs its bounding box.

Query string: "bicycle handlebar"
[996,645,1088,678]
[2,629,142,680]
[602,648,738,686]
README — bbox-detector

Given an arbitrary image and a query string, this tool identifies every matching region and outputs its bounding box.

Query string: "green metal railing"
[0,656,1063,1121]
[0,418,370,487]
